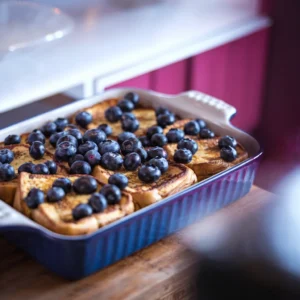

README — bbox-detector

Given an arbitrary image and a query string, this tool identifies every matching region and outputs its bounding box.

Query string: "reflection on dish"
[0,1,74,52]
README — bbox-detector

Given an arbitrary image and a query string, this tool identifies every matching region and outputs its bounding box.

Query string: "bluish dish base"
[1,160,259,280]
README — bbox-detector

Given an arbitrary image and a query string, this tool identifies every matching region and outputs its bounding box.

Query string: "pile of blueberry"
[24,175,128,220]
[0,149,15,181]
[163,118,212,164]
[218,135,238,162]
[103,92,140,132]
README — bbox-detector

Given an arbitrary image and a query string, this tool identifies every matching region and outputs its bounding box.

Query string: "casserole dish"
[0,88,262,279]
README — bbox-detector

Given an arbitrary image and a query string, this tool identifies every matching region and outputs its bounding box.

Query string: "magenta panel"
[191,29,270,133]
[150,60,188,94]
[106,74,151,90]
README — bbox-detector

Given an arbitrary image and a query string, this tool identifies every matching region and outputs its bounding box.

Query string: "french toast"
[71,98,157,138]
[0,132,56,154]
[0,144,67,205]
[14,172,134,235]
[92,163,197,209]
[163,119,248,181]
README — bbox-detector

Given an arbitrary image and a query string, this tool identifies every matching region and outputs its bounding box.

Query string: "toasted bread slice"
[93,163,197,209]
[0,144,67,205]
[0,133,56,154]
[14,173,134,235]
[163,119,248,181]
[71,98,157,138]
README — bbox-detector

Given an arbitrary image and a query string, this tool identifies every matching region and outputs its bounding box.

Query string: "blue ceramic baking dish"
[0,89,262,280]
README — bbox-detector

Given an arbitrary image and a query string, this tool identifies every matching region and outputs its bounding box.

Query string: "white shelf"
[0,0,271,113]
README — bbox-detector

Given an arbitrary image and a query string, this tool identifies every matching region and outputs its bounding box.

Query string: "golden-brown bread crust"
[0,144,68,204]
[0,179,18,206]
[70,98,157,138]
[15,173,134,235]
[163,119,248,181]
[0,133,56,154]
[93,163,197,209]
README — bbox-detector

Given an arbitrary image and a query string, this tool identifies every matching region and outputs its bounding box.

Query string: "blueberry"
[67,129,83,145]
[118,99,134,112]
[139,136,151,147]
[57,134,78,148]
[166,128,184,143]
[27,131,45,145]
[124,92,139,106]
[123,152,141,171]
[99,140,120,155]
[72,203,93,220]
[0,149,14,164]
[70,161,92,174]
[55,141,77,162]
[184,121,200,136]
[75,111,93,128]
[138,165,161,183]
[177,138,198,155]
[49,131,67,147]
[147,157,168,174]
[218,135,237,149]
[155,107,170,116]
[53,178,72,193]
[18,162,34,174]
[47,187,65,203]
[100,184,121,205]
[200,128,215,139]
[105,106,123,123]
[117,132,136,145]
[121,138,142,155]
[88,193,108,213]
[44,160,57,174]
[32,164,49,174]
[41,122,57,137]
[220,146,237,162]
[108,173,128,190]
[146,126,163,139]
[0,164,15,181]
[195,118,207,129]
[98,124,112,136]
[83,129,106,144]
[84,150,101,167]
[151,133,167,147]
[55,117,68,132]
[32,129,43,134]
[24,188,44,209]
[68,154,85,167]
[147,146,168,159]
[101,152,123,171]
[121,113,139,132]
[4,135,21,145]
[73,176,98,194]
[78,141,98,155]
[29,141,45,160]
[174,149,193,164]
[135,147,148,162]
[157,113,175,128]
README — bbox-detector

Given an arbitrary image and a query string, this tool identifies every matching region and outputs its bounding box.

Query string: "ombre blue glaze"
[0,151,261,280]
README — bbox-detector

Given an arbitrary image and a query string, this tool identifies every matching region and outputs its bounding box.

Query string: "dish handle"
[179,90,237,124]
[0,200,40,230]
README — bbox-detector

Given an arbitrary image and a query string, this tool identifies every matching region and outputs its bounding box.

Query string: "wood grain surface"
[0,186,273,300]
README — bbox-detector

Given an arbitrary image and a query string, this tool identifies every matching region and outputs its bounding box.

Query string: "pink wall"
[107,74,151,90]
[190,29,269,133]
[108,29,270,135]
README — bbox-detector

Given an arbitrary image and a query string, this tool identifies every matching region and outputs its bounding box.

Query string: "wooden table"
[0,186,272,300]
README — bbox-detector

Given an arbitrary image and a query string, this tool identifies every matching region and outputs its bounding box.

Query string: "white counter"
[0,0,271,113]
